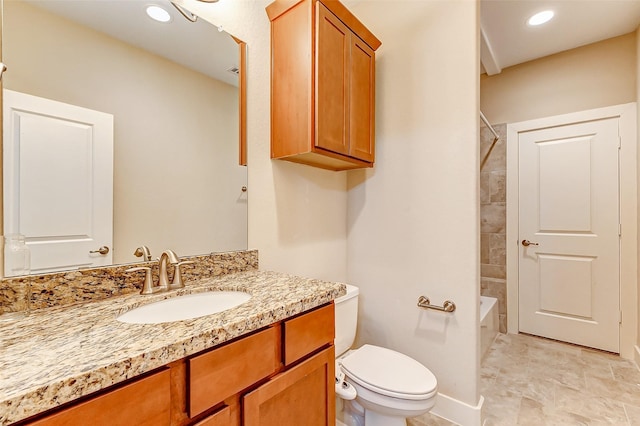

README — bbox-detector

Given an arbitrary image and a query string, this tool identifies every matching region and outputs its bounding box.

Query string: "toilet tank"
[335,284,359,357]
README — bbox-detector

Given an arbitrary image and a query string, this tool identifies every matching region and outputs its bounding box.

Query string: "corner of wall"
[431,393,484,426]
[636,25,640,351]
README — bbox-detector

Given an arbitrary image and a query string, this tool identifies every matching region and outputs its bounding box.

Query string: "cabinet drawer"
[27,369,170,426]
[188,326,280,417]
[283,303,334,366]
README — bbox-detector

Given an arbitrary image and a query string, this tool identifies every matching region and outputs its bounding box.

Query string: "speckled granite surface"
[0,270,346,425]
[0,250,258,314]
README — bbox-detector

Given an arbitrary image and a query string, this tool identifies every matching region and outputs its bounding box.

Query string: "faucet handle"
[133,246,152,261]
[126,267,156,295]
[169,260,195,290]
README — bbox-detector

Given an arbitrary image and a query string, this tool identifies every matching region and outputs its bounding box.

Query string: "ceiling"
[23,0,640,82]
[23,0,240,86]
[481,0,640,75]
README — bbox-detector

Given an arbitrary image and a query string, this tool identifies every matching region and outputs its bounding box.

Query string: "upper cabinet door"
[315,3,350,156]
[348,36,375,162]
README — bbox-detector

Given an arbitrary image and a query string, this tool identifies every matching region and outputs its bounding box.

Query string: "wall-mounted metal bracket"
[417,296,456,313]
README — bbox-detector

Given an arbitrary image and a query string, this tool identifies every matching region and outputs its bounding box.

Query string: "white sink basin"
[117,291,251,324]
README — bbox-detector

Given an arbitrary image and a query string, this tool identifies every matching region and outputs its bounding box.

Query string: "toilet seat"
[340,344,437,401]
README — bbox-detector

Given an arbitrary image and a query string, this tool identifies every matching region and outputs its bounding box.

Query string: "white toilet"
[335,284,438,426]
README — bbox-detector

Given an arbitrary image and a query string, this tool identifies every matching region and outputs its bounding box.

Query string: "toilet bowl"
[335,285,437,426]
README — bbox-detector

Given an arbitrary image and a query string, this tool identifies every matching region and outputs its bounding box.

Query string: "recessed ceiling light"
[527,10,554,26]
[146,5,171,23]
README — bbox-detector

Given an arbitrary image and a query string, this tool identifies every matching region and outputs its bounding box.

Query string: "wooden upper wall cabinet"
[266,0,381,171]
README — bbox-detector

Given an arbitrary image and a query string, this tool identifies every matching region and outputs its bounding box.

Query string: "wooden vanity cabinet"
[19,304,335,426]
[267,0,381,171]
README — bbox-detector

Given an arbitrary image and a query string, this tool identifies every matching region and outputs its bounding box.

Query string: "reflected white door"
[518,117,620,352]
[3,89,114,275]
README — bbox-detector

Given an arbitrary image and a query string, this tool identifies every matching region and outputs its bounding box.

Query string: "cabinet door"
[193,405,235,426]
[315,3,349,156]
[243,346,335,426]
[349,35,375,162]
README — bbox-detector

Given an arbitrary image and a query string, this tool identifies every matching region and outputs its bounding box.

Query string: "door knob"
[521,240,539,247]
[90,246,110,255]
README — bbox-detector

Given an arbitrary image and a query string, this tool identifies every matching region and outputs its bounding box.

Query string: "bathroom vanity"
[0,269,345,425]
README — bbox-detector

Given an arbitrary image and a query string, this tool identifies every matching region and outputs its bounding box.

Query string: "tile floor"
[408,333,640,425]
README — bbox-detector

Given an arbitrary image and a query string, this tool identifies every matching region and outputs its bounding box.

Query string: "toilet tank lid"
[335,284,359,304]
[340,344,437,398]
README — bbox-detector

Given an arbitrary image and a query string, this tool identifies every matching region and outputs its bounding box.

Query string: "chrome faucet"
[158,250,180,290]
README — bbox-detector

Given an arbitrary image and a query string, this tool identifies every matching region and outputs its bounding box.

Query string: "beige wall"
[346,1,481,422]
[184,0,481,421]
[4,1,247,264]
[481,32,637,125]
[180,0,348,283]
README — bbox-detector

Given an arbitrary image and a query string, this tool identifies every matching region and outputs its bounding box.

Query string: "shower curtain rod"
[480,111,499,142]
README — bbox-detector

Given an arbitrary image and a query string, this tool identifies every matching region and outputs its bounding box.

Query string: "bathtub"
[480,296,499,359]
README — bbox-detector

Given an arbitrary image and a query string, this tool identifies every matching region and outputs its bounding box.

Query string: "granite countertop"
[0,270,346,425]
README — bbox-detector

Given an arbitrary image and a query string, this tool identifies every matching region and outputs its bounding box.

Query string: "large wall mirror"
[1,0,248,276]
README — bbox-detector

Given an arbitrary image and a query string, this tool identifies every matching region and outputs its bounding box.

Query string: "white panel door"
[3,89,114,275]
[518,117,620,352]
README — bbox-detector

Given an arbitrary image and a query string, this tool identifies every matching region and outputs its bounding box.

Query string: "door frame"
[506,103,637,359]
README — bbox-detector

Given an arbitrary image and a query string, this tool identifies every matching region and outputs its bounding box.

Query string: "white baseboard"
[430,393,484,426]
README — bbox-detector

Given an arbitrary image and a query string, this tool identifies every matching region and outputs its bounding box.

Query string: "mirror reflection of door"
[2,0,248,274]
[4,90,114,275]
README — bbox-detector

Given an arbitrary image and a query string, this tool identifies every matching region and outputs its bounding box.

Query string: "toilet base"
[339,399,365,426]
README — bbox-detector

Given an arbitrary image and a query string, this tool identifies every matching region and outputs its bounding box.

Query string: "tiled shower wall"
[480,123,507,333]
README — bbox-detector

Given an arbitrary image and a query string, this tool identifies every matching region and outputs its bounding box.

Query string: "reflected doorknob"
[90,246,110,255]
[521,240,539,247]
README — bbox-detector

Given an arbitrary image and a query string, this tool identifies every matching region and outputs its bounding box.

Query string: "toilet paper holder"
[417,296,456,313]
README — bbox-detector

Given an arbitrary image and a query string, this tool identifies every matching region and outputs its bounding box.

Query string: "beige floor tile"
[611,363,640,386]
[408,413,456,426]
[527,358,586,390]
[481,363,500,381]
[482,389,521,425]
[526,337,582,357]
[482,413,520,426]
[623,403,640,424]
[584,375,640,407]
[576,359,615,381]
[555,384,629,423]
[517,396,590,426]
[496,362,530,383]
[519,376,556,406]
[482,333,638,425]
